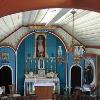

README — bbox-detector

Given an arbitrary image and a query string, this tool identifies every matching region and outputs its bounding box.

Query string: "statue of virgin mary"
[36,35,45,57]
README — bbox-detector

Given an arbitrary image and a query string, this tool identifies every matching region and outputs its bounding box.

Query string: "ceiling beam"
[0,26,22,43]
[84,53,96,57]
[0,0,100,17]
[1,24,100,50]
[86,45,100,49]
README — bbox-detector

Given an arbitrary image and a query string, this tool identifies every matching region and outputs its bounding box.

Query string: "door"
[0,66,12,94]
[71,66,81,94]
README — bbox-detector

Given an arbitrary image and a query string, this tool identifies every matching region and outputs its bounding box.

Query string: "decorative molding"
[0,46,16,55]
[86,45,100,49]
[0,25,83,53]
[30,25,57,30]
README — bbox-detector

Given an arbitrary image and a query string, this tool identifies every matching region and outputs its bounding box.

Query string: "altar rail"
[0,94,96,100]
[0,95,38,100]
[53,94,96,100]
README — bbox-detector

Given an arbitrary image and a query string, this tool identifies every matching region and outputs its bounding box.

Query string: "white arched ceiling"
[0,27,29,49]
[0,8,100,54]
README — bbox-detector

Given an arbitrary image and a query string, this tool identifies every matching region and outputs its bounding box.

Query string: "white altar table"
[24,77,60,95]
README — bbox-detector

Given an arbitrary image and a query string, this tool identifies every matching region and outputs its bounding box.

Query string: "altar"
[24,33,61,95]
[24,77,60,95]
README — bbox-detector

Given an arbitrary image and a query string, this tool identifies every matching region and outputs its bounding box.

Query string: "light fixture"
[71,9,85,63]
[57,46,63,64]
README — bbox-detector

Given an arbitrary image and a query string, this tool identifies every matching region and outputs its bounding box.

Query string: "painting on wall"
[35,33,47,58]
[1,52,9,63]
[36,35,45,57]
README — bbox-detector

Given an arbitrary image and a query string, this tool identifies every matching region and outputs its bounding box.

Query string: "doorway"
[71,65,81,94]
[0,66,12,94]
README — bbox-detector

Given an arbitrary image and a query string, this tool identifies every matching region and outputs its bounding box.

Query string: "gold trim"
[30,25,57,30]
[34,33,48,58]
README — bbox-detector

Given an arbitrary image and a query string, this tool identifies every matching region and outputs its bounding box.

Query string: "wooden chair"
[1,86,5,95]
[9,84,16,95]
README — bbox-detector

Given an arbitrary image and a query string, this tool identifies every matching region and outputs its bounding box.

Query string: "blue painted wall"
[17,32,67,94]
[46,33,67,93]
[0,34,96,95]
[17,32,97,95]
[17,41,25,95]
[25,34,35,72]
[67,51,85,90]
[67,52,96,93]
[56,37,66,93]
[0,47,16,83]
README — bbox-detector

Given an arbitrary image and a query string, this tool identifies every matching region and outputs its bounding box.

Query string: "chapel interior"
[0,0,100,100]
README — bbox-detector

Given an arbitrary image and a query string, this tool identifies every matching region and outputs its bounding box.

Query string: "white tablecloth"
[24,77,60,95]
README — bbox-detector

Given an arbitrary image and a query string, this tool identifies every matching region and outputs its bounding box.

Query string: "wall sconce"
[57,46,63,64]
[73,45,85,63]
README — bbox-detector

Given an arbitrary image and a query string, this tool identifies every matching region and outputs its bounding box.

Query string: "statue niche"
[85,63,93,84]
[35,33,47,78]
[36,35,45,57]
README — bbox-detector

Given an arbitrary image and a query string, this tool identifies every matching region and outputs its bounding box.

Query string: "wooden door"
[71,66,81,94]
[0,66,12,94]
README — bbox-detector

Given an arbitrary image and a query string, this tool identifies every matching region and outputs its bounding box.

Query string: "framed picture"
[2,52,9,63]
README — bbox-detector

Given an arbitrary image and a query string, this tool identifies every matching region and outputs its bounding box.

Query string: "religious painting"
[1,52,9,63]
[36,35,45,57]
[35,33,47,58]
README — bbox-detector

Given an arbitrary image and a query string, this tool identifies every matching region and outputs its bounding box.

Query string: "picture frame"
[2,52,9,63]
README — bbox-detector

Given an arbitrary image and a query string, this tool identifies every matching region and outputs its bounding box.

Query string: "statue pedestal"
[37,57,46,78]
[38,69,45,77]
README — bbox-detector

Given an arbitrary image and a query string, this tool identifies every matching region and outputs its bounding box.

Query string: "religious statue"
[36,35,45,57]
[84,62,93,85]
[85,64,93,84]
[40,59,43,68]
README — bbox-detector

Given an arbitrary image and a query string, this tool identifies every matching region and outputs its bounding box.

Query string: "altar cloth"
[24,77,60,95]
[34,82,55,90]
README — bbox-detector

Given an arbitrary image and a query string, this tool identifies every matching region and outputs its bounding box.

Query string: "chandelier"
[70,9,85,63]
[57,9,85,64]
